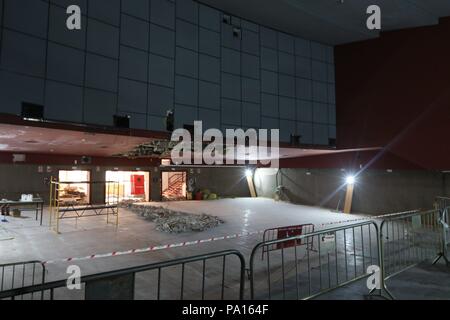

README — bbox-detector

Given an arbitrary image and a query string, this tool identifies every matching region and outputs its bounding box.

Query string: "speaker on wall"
[329,138,336,147]
[290,134,301,146]
[165,109,174,132]
[21,102,44,120]
[113,115,130,128]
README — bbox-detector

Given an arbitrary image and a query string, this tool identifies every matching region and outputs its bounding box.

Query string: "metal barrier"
[433,206,450,265]
[0,250,245,300]
[250,221,379,300]
[2,208,448,300]
[435,196,450,212]
[376,209,443,299]
[435,196,450,259]
[261,224,315,260]
[0,261,46,300]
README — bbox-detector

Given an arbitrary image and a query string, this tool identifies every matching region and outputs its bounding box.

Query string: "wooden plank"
[246,175,257,198]
[343,183,354,213]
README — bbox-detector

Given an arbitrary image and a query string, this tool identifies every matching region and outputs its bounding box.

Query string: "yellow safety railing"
[48,177,120,234]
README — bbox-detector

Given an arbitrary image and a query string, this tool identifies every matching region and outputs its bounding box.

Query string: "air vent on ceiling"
[21,102,44,120]
[12,154,26,163]
[81,156,92,164]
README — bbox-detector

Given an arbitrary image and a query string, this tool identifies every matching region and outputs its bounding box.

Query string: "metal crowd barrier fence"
[249,221,380,300]
[433,206,450,265]
[2,209,449,301]
[435,196,450,212]
[443,207,450,253]
[0,261,46,300]
[376,209,443,299]
[435,196,450,258]
[0,250,245,300]
[261,224,315,260]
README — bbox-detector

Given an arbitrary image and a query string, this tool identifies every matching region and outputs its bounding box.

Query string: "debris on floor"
[119,199,142,208]
[126,204,224,233]
[274,185,291,202]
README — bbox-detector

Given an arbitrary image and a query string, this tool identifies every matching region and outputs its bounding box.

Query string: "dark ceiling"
[0,124,152,157]
[0,123,381,160]
[198,0,450,44]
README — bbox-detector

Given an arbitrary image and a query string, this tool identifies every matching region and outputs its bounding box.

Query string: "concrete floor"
[0,198,449,299]
[0,198,354,265]
[317,261,450,300]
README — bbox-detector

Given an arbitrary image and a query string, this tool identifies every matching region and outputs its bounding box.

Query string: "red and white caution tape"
[318,209,419,228]
[43,230,265,265]
[42,209,419,265]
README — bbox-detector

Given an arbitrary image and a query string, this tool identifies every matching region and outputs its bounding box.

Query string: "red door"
[131,175,145,195]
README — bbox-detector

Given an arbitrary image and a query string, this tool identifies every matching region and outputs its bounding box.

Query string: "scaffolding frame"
[49,177,120,233]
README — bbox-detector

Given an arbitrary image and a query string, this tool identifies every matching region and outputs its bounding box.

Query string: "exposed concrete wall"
[0,164,250,204]
[254,168,448,214]
[444,173,450,197]
[254,168,343,210]
[158,166,251,199]
[3,162,443,213]
[351,170,445,213]
[0,164,54,202]
[0,164,156,204]
[194,167,250,198]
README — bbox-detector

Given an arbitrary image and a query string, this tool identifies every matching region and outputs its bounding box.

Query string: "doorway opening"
[105,171,150,204]
[58,170,90,205]
[161,171,187,201]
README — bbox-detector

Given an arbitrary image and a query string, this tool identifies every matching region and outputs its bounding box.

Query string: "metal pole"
[48,177,53,229]
[56,181,60,234]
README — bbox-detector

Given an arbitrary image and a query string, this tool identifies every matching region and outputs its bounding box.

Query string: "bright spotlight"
[345,175,356,185]
[245,169,253,177]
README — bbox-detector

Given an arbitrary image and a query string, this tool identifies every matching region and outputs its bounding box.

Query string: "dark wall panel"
[0,0,336,146]
[335,17,450,170]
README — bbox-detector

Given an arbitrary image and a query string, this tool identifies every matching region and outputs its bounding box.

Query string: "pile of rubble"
[127,204,224,233]
[119,199,142,209]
